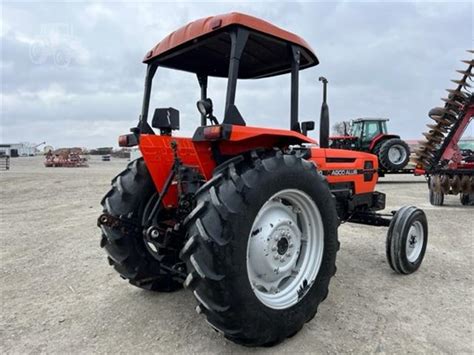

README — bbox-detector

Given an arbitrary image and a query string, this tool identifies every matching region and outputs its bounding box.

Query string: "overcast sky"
[1,1,473,149]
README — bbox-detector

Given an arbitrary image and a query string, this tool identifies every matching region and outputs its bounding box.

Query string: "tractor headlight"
[196,98,213,117]
[363,160,375,181]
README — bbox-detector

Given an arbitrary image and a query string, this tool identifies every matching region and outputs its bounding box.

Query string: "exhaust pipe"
[319,77,329,148]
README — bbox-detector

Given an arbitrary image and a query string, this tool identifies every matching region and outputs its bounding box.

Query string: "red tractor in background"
[97,13,428,346]
[330,118,411,173]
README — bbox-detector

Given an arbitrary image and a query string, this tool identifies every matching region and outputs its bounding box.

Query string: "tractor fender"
[369,134,400,151]
[215,124,316,156]
[140,126,316,207]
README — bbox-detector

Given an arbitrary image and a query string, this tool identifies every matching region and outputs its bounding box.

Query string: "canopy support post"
[290,45,301,133]
[138,63,158,134]
[197,74,208,126]
[224,28,249,121]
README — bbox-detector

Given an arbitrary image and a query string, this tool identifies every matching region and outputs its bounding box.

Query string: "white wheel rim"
[405,220,424,263]
[246,189,324,310]
[388,145,407,165]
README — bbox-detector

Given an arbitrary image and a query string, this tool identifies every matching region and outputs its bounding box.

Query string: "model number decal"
[328,169,358,176]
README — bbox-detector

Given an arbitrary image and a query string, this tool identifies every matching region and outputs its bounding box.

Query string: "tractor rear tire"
[99,158,182,292]
[378,138,410,171]
[386,206,428,274]
[180,150,339,346]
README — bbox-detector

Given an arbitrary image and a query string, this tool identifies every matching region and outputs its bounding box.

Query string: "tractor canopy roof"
[143,12,319,78]
[353,118,389,122]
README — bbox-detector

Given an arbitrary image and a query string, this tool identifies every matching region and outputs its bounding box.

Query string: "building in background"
[0,143,39,157]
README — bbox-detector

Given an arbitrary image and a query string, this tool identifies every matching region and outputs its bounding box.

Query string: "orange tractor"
[98,13,428,346]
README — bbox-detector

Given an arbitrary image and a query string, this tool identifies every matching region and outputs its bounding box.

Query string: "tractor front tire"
[378,138,410,171]
[180,151,339,346]
[100,158,182,292]
[386,206,428,274]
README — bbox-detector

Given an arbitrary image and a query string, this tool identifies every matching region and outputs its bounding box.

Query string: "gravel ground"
[1,156,473,353]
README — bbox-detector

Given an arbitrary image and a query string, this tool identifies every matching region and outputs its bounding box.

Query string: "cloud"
[1,1,472,148]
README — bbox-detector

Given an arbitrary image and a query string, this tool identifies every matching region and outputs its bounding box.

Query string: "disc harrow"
[414,50,474,204]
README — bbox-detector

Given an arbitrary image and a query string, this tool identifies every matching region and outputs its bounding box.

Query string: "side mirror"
[301,121,315,136]
[152,107,180,135]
